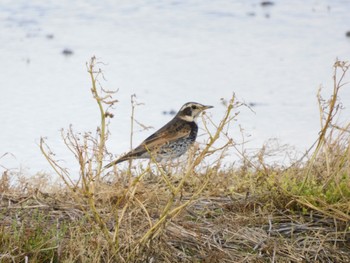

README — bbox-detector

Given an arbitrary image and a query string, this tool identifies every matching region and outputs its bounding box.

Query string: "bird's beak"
[203,105,213,110]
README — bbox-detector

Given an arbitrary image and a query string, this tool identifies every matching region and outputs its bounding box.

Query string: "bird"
[104,102,213,168]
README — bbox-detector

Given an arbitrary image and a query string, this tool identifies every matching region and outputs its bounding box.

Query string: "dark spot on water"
[62,48,73,56]
[46,34,54,39]
[248,102,267,107]
[346,31,350,38]
[249,102,257,107]
[22,58,31,64]
[260,1,275,7]
[162,109,176,116]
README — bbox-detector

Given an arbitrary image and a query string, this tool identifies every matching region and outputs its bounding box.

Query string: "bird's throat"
[178,115,195,122]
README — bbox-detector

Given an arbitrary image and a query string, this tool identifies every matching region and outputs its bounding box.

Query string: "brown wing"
[104,118,192,168]
[129,118,191,155]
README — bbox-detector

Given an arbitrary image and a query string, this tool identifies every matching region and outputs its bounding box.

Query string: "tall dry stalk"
[40,57,117,190]
[40,56,118,247]
[279,60,350,222]
[300,60,349,190]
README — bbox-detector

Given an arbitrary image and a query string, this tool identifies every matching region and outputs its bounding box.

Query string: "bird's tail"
[104,151,140,169]
[104,148,146,169]
[104,160,117,169]
[104,157,126,169]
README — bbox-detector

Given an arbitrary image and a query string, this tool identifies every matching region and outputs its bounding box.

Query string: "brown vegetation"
[0,58,349,262]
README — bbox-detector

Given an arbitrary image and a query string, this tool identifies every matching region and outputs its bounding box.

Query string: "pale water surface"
[1,0,350,176]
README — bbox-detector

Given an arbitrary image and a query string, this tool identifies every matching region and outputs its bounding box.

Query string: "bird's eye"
[191,105,197,110]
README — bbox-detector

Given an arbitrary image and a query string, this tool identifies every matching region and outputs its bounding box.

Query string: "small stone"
[261,1,274,7]
[248,102,257,107]
[62,48,73,56]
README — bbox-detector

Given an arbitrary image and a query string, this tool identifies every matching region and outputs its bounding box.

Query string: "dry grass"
[0,58,349,262]
[0,172,349,262]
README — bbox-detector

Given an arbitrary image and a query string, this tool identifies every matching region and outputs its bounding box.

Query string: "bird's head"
[177,102,213,122]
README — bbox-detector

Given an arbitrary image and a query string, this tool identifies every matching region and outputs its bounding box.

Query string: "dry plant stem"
[296,197,350,222]
[193,96,235,167]
[87,56,106,181]
[87,58,121,247]
[88,194,113,242]
[84,57,115,247]
[112,168,150,248]
[41,140,111,242]
[318,61,348,145]
[41,57,114,248]
[300,61,349,190]
[112,97,150,250]
[203,108,257,171]
[39,138,76,189]
[288,61,349,169]
[128,95,137,182]
[129,95,236,258]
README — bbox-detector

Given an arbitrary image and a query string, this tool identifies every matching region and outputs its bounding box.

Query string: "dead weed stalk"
[287,60,350,222]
